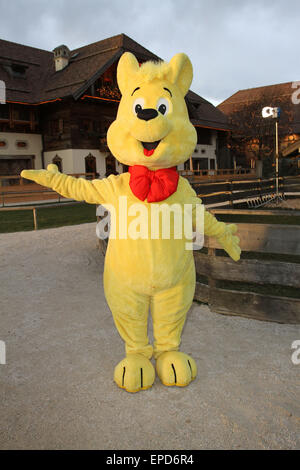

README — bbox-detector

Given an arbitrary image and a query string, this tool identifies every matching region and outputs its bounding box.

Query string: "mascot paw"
[114,354,155,393]
[156,351,197,387]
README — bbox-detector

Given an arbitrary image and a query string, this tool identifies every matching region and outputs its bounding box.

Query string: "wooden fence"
[0,201,82,230]
[195,209,300,324]
[0,172,96,206]
[0,172,95,186]
[1,171,299,209]
[192,175,300,207]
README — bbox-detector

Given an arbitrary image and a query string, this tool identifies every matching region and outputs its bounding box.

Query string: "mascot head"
[107,52,197,169]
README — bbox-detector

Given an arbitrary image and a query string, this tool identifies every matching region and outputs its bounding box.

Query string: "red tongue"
[143,148,155,157]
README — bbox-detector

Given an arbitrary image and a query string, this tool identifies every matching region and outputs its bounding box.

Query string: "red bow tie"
[128,165,179,203]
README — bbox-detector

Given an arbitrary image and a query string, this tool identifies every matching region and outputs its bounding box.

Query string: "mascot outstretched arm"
[22,51,241,393]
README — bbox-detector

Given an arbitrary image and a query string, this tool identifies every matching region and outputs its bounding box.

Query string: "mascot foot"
[114,354,155,393]
[156,351,197,387]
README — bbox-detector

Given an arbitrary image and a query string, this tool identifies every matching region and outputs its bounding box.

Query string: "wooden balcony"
[179,168,257,181]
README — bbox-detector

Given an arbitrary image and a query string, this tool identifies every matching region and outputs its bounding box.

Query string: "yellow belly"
[102,176,195,295]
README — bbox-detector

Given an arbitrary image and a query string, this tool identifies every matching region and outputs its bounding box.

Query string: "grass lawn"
[0,203,97,233]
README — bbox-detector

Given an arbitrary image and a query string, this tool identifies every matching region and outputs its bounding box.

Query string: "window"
[81,119,92,132]
[3,63,27,78]
[49,120,59,135]
[16,140,28,148]
[105,153,117,176]
[12,106,30,121]
[49,119,63,136]
[85,153,96,177]
[95,64,121,100]
[93,121,101,133]
[196,127,211,145]
[52,155,62,172]
[194,158,208,170]
[11,63,27,78]
[0,104,9,120]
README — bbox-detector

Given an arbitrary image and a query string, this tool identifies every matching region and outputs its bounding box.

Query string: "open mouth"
[141,140,161,157]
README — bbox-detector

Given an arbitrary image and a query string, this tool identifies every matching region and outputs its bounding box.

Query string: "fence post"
[33,207,38,230]
[226,180,233,206]
[258,178,262,198]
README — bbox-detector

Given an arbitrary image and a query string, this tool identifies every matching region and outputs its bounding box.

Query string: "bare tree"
[224,88,295,175]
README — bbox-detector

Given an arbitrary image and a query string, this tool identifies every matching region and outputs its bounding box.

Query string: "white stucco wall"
[44,148,119,177]
[0,132,43,168]
[72,149,107,176]
[44,149,74,174]
[0,129,218,175]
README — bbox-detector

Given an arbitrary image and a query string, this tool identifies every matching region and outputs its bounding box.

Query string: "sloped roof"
[0,38,52,103]
[218,82,300,134]
[187,90,230,130]
[0,34,159,103]
[0,33,229,130]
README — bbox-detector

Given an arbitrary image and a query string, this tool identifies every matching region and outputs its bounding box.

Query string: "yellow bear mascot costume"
[21,52,241,393]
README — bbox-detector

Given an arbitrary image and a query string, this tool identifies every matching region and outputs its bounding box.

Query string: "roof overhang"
[5,98,62,106]
[191,119,231,132]
[72,49,124,101]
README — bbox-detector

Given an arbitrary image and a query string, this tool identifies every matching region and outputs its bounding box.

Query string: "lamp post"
[262,106,281,201]
[275,118,279,197]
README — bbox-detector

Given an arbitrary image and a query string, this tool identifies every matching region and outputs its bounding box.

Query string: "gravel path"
[0,223,299,450]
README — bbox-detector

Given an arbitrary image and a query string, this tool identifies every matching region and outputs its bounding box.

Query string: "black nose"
[137,108,158,121]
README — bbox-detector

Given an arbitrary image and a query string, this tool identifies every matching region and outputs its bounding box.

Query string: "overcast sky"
[0,0,298,105]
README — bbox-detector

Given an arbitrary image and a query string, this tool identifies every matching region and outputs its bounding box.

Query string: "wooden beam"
[210,287,300,324]
[194,282,209,303]
[194,283,300,324]
[194,253,300,288]
[210,208,300,217]
[204,223,300,256]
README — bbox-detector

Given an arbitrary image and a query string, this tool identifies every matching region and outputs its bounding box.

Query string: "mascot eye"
[157,98,169,115]
[133,98,145,115]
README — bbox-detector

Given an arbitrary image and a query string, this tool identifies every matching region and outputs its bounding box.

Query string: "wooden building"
[218,82,300,174]
[0,34,230,179]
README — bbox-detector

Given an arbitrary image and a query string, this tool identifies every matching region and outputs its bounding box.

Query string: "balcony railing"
[179,168,256,180]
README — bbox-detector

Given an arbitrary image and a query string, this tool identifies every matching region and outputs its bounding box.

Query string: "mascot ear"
[117,52,140,95]
[167,53,193,96]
